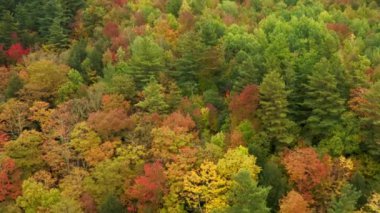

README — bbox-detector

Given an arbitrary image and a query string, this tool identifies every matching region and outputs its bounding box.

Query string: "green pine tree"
[135,79,169,113]
[224,170,271,213]
[303,58,346,141]
[48,17,69,49]
[128,36,165,89]
[327,184,361,213]
[99,195,124,213]
[258,71,297,149]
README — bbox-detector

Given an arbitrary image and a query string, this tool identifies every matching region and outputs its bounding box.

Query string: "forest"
[0,0,379,212]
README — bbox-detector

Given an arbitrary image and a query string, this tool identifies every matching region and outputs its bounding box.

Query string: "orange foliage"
[162,111,196,133]
[280,190,311,213]
[0,158,22,201]
[282,147,331,202]
[229,85,260,126]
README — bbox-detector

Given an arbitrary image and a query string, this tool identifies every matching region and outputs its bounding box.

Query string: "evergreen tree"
[224,170,271,213]
[68,39,88,80]
[258,71,297,150]
[167,0,183,17]
[303,58,346,141]
[0,11,19,48]
[135,79,169,113]
[5,74,23,99]
[327,184,361,213]
[99,195,123,213]
[128,37,165,89]
[231,50,259,93]
[173,32,206,95]
[48,17,69,49]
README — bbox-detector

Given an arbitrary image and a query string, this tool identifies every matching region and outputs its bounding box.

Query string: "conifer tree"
[224,170,270,213]
[303,58,346,141]
[327,184,361,213]
[258,71,296,149]
[136,79,169,113]
[48,17,69,49]
[129,37,165,89]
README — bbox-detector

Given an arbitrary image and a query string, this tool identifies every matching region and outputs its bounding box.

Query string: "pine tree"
[99,195,123,213]
[327,184,361,213]
[224,170,271,213]
[173,32,206,95]
[231,50,259,93]
[258,71,297,149]
[303,58,346,141]
[48,17,69,49]
[135,79,169,113]
[128,37,165,89]
[0,11,19,48]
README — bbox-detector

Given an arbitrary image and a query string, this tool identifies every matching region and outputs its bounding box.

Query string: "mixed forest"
[0,0,380,212]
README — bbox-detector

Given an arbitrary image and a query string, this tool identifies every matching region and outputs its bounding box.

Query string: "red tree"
[0,158,22,201]
[127,161,166,212]
[103,22,120,38]
[282,147,331,202]
[229,84,260,126]
[162,111,196,133]
[6,43,29,62]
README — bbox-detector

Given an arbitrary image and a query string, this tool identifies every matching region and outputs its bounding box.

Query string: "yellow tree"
[182,161,228,212]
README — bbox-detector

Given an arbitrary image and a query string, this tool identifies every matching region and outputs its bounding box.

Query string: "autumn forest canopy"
[0,0,380,212]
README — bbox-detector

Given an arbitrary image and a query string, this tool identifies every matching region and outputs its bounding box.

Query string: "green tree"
[135,79,169,113]
[128,36,165,88]
[173,32,206,95]
[5,130,45,177]
[99,195,123,213]
[258,71,297,149]
[303,58,346,141]
[57,69,84,103]
[327,184,361,213]
[16,178,61,213]
[167,0,183,17]
[223,170,270,213]
[47,17,69,49]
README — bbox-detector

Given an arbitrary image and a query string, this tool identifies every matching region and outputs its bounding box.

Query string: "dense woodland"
[0,0,380,212]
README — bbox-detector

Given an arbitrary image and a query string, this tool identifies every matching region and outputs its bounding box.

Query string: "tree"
[229,84,260,127]
[258,71,297,149]
[279,190,311,213]
[259,161,288,211]
[16,178,61,212]
[303,58,346,141]
[223,170,270,213]
[69,122,101,155]
[84,145,146,204]
[217,146,261,180]
[57,69,84,103]
[0,158,22,201]
[327,184,361,213]
[99,195,123,213]
[21,60,69,102]
[135,79,169,113]
[0,99,29,136]
[5,130,45,177]
[182,161,228,212]
[127,161,166,212]
[47,17,69,49]
[151,126,194,162]
[173,32,206,95]
[128,36,165,88]
[281,147,331,201]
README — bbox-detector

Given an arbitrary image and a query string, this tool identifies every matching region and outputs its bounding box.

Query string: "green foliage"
[5,131,45,177]
[327,184,361,213]
[223,170,270,213]
[303,58,346,141]
[128,36,165,88]
[135,79,169,113]
[99,195,123,213]
[258,71,297,149]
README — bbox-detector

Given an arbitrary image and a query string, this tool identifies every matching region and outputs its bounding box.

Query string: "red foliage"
[229,130,246,148]
[229,85,260,126]
[88,109,134,138]
[134,12,146,26]
[0,158,22,201]
[80,192,97,213]
[128,161,166,211]
[0,132,10,151]
[282,147,331,202]
[6,43,29,62]
[326,23,351,37]
[103,22,120,38]
[162,111,196,133]
[114,0,127,6]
